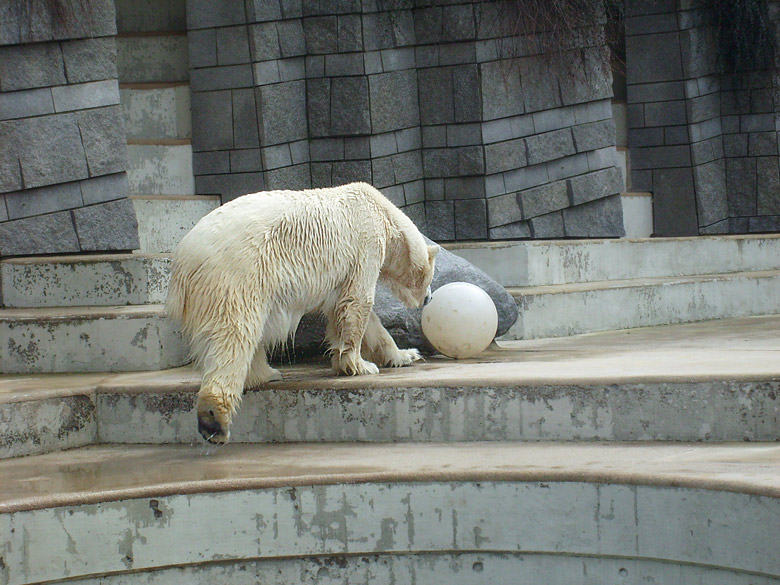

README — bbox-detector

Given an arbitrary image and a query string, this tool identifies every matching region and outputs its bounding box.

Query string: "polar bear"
[167,182,438,444]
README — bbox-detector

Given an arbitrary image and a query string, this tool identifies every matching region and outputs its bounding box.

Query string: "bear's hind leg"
[361,310,422,367]
[245,347,283,389]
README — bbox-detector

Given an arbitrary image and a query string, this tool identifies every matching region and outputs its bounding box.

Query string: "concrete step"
[131,195,220,253]
[116,33,189,83]
[1,441,778,585]
[0,254,171,308]
[0,305,187,374]
[120,83,191,141]
[127,142,195,196]
[3,316,778,457]
[446,234,780,287]
[506,270,780,339]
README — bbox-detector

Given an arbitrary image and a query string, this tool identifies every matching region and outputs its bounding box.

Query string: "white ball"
[421,282,498,359]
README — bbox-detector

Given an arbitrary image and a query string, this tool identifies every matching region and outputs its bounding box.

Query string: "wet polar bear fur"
[167,182,439,444]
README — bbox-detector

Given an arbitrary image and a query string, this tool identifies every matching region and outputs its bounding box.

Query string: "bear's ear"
[427,244,440,263]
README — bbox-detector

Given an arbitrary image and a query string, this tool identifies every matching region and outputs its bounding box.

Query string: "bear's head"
[383,238,439,309]
[197,392,233,444]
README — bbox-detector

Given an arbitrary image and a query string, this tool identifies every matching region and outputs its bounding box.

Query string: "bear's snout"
[198,410,230,444]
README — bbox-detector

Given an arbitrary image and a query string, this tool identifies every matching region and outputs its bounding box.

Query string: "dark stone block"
[721,91,751,115]
[418,67,454,125]
[1,0,115,44]
[0,43,65,91]
[567,167,623,206]
[369,69,419,133]
[452,65,480,122]
[530,211,565,239]
[518,180,569,219]
[489,221,530,240]
[79,172,130,205]
[4,181,82,219]
[231,149,263,173]
[311,138,345,162]
[325,53,364,77]
[693,159,728,226]
[750,89,774,114]
[629,127,665,147]
[188,29,217,68]
[644,100,686,127]
[257,81,308,145]
[362,10,414,51]
[261,144,292,169]
[217,26,250,65]
[563,194,625,238]
[652,168,699,236]
[191,91,233,151]
[454,198,487,239]
[73,199,139,252]
[749,132,778,157]
[572,119,616,152]
[277,20,306,57]
[480,59,524,120]
[525,128,575,166]
[403,201,426,233]
[61,37,117,84]
[749,216,780,233]
[548,152,590,181]
[757,157,780,215]
[679,27,717,79]
[625,32,683,85]
[403,180,424,205]
[332,160,371,185]
[193,151,230,175]
[338,15,363,52]
[664,126,689,146]
[246,0,282,22]
[77,106,128,177]
[627,81,685,103]
[196,172,264,201]
[444,176,484,199]
[741,114,775,133]
[630,169,653,192]
[630,145,691,170]
[519,55,561,113]
[425,200,455,240]
[484,138,527,175]
[627,103,644,129]
[625,13,678,35]
[442,4,476,41]
[726,158,757,216]
[250,23,281,62]
[391,150,423,184]
[0,211,80,256]
[264,163,311,190]
[331,77,371,135]
[686,92,720,124]
[188,0,245,29]
[487,192,522,227]
[414,7,443,44]
[232,89,260,148]
[723,134,748,157]
[0,122,22,192]
[307,78,331,137]
[690,137,723,166]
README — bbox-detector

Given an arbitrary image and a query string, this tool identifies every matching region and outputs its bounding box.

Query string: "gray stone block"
[217,26,250,65]
[0,211,80,256]
[518,180,569,219]
[653,167,699,236]
[530,211,565,238]
[336,15,363,52]
[257,81,307,145]
[749,132,778,157]
[504,162,549,193]
[526,128,575,166]
[191,90,233,151]
[369,69,419,133]
[362,10,414,51]
[444,176,484,199]
[572,118,616,152]
[311,138,345,161]
[0,122,22,192]
[425,200,455,240]
[723,134,748,157]
[304,16,338,54]
[290,140,310,165]
[631,169,653,192]
[332,160,371,186]
[264,163,311,190]
[630,145,691,170]
[487,192,521,227]
[453,64,480,122]
[424,178,444,200]
[79,172,130,205]
[305,55,325,77]
[396,127,421,152]
[0,88,54,120]
[0,195,6,221]
[363,51,383,75]
[480,60,524,121]
[51,79,120,112]
[644,100,687,127]
[688,117,721,143]
[246,0,281,22]
[572,99,612,125]
[489,221,530,240]
[325,53,364,77]
[414,7,442,44]
[381,184,405,206]
[231,149,263,173]
[391,150,423,184]
[403,201,426,232]
[485,173,506,197]
[679,27,717,79]
[331,77,371,135]
[307,78,331,137]
[533,107,576,134]
[61,37,117,84]
[4,181,82,220]
[278,20,306,57]
[77,106,127,177]
[520,55,561,113]
[188,0,245,29]
[401,180,423,205]
[310,162,332,187]
[627,81,685,103]
[721,91,751,115]
[440,42,476,66]
[587,146,619,171]
[625,13,678,35]
[686,92,720,124]
[250,23,281,62]
[261,144,293,169]
[664,126,689,145]
[418,67,454,125]
[757,157,780,215]
[188,29,217,68]
[441,4,476,41]
[232,89,260,148]
[726,158,757,216]
[446,123,481,147]
[563,194,625,238]
[567,167,623,206]
[548,152,590,181]
[1,0,115,44]
[415,45,439,68]
[0,43,65,91]
[690,136,723,166]
[750,89,774,114]
[749,216,780,233]
[626,32,683,84]
[13,114,89,188]
[73,199,139,252]
[196,172,264,201]
[484,138,527,175]
[190,64,253,91]
[192,150,230,175]
[693,159,728,227]
[741,114,775,133]
[454,198,486,240]
[629,127,665,147]
[115,0,186,33]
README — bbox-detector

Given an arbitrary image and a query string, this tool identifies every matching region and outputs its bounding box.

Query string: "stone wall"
[0,0,138,257]
[626,0,780,236]
[187,0,626,240]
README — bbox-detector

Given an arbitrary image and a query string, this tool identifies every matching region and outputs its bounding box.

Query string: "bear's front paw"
[335,355,380,376]
[386,348,422,367]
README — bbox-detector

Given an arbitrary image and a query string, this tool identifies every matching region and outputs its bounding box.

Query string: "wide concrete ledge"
[1,316,779,457]
[1,442,779,584]
[131,195,219,253]
[446,234,780,287]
